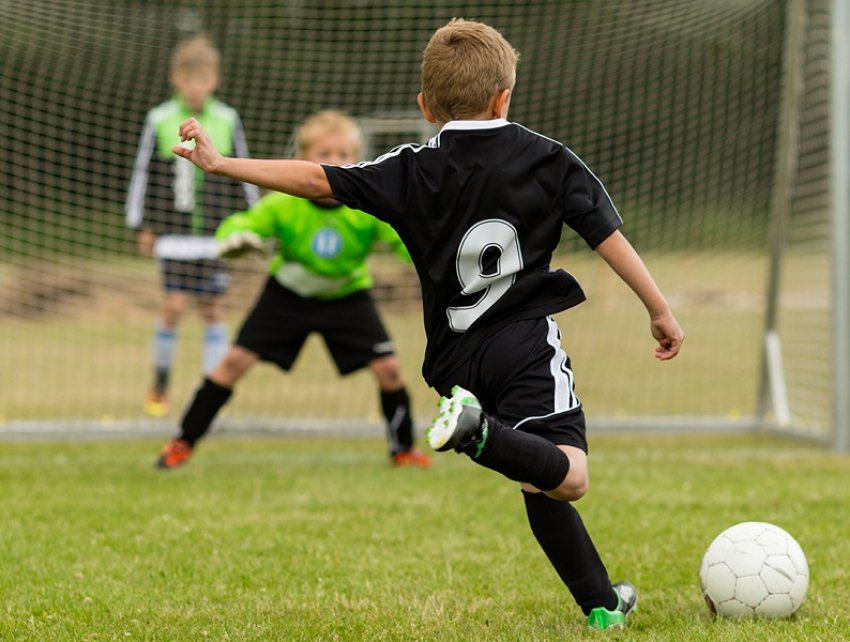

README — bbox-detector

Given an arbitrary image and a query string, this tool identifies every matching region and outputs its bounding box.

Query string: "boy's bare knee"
[558,477,589,501]
[220,353,242,373]
[521,474,588,502]
[547,445,589,501]
[210,347,257,387]
[370,355,404,390]
[540,475,587,502]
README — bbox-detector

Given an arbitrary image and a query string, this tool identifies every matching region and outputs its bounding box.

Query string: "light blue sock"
[153,323,178,373]
[203,322,229,374]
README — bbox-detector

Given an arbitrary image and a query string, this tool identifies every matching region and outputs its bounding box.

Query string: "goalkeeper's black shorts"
[236,276,395,375]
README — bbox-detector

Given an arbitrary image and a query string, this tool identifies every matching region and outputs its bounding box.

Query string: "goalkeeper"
[156,110,431,470]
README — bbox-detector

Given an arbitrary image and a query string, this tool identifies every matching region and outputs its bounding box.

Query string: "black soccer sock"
[466,414,570,491]
[381,387,413,454]
[179,378,233,446]
[522,490,617,616]
[154,367,169,393]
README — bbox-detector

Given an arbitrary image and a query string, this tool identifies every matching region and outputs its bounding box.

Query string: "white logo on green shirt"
[311,228,342,258]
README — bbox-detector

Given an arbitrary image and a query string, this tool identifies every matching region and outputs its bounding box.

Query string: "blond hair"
[421,19,518,123]
[295,110,362,157]
[170,33,220,74]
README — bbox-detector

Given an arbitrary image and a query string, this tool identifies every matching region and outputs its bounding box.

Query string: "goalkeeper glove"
[216,231,267,259]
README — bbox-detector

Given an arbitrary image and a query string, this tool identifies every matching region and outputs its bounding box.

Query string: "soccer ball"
[699,521,808,619]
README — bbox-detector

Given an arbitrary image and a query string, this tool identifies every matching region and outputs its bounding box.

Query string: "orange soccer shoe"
[391,448,432,468]
[156,438,193,470]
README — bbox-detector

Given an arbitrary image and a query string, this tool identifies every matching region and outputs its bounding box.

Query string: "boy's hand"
[137,229,155,257]
[172,118,224,173]
[650,312,684,361]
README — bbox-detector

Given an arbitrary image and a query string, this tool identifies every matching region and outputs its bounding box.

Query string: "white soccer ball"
[699,521,808,619]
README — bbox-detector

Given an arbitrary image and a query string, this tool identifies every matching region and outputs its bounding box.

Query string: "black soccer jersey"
[323,119,622,386]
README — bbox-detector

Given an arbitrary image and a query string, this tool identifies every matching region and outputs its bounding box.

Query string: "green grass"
[1,432,848,640]
[0,250,771,423]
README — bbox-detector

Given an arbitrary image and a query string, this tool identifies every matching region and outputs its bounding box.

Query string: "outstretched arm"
[172,118,334,200]
[595,230,684,360]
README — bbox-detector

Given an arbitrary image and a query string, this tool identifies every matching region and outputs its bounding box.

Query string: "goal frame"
[829,0,850,452]
[758,0,850,452]
[1,1,846,447]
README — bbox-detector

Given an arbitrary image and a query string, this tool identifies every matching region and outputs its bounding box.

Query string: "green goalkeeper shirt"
[216,192,411,300]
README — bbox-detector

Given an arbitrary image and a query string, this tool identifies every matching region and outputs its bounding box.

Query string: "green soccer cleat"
[586,581,638,631]
[425,385,486,456]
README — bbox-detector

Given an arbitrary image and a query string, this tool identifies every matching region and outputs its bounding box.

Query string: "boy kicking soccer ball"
[168,19,683,630]
[156,110,430,470]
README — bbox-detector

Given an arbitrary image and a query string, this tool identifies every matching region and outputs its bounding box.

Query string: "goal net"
[0,0,837,444]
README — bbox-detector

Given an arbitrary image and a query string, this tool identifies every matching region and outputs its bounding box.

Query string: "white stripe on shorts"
[514,317,581,430]
[545,316,580,412]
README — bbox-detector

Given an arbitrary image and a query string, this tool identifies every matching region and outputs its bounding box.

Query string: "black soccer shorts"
[235,276,395,375]
[436,315,588,452]
[160,258,230,295]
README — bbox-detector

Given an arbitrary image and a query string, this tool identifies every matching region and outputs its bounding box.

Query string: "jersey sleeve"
[125,116,156,230]
[216,192,282,241]
[561,151,623,249]
[322,146,413,224]
[231,115,260,207]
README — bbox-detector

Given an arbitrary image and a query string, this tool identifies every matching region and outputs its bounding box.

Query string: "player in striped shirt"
[126,34,258,417]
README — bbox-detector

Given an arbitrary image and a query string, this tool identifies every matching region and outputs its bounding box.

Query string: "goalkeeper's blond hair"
[421,19,518,123]
[295,110,363,158]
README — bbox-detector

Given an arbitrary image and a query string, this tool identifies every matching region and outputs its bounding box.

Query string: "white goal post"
[829,0,850,452]
[757,0,850,452]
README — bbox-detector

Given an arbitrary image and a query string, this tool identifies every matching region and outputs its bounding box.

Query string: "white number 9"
[447,219,523,332]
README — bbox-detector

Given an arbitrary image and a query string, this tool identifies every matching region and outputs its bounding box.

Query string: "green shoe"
[586,581,637,631]
[426,385,485,455]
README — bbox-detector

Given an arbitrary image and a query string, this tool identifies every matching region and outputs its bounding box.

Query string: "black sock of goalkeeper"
[179,378,233,446]
[154,367,169,393]
[381,387,413,453]
[523,490,617,615]
[466,414,570,491]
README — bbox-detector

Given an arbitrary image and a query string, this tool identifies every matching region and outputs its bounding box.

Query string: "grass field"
[1,432,848,641]
[0,250,772,425]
